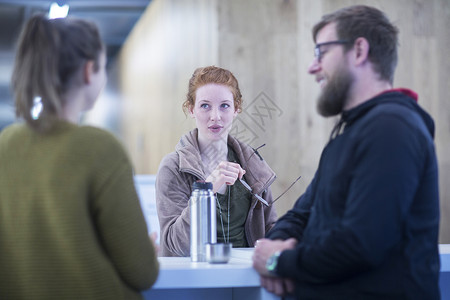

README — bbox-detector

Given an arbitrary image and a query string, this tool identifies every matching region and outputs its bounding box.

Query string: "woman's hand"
[206,161,245,193]
[149,231,160,255]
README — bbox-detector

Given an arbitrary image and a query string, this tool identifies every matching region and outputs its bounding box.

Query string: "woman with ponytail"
[0,15,158,299]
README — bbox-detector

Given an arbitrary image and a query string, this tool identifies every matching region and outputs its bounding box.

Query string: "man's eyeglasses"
[314,40,349,62]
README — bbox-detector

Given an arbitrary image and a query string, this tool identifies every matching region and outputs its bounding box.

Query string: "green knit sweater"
[0,122,159,300]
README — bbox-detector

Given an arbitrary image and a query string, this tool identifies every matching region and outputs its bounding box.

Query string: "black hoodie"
[267,90,440,299]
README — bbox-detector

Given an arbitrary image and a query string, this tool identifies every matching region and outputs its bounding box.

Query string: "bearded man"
[252,5,440,299]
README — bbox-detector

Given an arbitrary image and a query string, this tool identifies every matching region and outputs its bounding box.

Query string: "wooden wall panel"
[119,0,450,242]
[432,0,450,243]
[217,0,309,216]
[119,0,219,173]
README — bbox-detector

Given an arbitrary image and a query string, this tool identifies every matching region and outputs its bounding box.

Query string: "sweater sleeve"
[155,153,193,256]
[275,113,433,284]
[90,132,159,290]
[266,174,316,241]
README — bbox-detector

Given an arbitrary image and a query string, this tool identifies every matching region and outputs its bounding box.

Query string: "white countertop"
[152,245,450,290]
[152,248,259,289]
[144,245,450,300]
[439,244,450,272]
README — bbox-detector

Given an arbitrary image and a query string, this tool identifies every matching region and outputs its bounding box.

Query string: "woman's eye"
[221,104,230,109]
[200,104,209,109]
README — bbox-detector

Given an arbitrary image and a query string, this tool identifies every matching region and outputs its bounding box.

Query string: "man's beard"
[317,63,353,117]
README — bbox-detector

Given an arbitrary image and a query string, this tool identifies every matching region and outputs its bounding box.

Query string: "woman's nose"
[210,107,221,120]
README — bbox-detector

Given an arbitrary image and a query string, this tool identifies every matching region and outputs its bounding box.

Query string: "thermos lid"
[192,181,213,191]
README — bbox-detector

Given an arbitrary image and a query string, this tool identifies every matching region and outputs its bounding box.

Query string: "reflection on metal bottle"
[190,181,217,262]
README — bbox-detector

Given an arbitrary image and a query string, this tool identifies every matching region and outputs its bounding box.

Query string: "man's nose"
[308,57,321,74]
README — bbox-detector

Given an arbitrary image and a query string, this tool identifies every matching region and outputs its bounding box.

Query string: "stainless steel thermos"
[190,181,217,262]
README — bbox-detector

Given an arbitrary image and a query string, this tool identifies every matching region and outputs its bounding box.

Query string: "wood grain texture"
[119,0,219,174]
[119,0,450,242]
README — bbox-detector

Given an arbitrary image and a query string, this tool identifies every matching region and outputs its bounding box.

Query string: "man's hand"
[260,276,295,297]
[252,238,297,276]
[252,238,297,296]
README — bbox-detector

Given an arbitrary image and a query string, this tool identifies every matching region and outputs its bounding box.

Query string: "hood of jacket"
[337,89,435,139]
[175,129,276,195]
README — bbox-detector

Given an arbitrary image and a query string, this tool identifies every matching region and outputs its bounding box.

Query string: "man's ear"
[83,60,95,84]
[353,37,370,65]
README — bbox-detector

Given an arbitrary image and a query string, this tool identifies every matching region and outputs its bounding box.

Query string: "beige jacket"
[156,129,277,257]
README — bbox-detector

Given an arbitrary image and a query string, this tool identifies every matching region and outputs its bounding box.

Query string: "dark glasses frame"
[314,40,350,62]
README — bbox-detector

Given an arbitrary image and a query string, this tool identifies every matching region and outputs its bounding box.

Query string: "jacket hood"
[174,129,205,179]
[174,129,276,195]
[341,89,435,139]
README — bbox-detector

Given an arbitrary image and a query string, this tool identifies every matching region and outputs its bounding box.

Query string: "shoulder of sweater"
[65,126,129,161]
[75,125,116,139]
[71,126,122,146]
[0,122,26,136]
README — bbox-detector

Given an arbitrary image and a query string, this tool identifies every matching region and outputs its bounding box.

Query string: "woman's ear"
[83,60,95,84]
[189,105,195,118]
